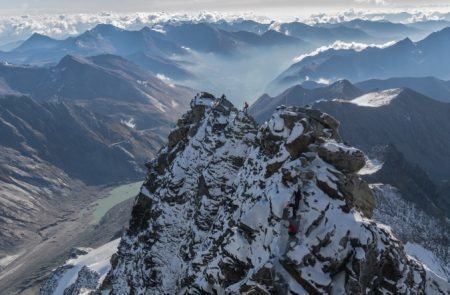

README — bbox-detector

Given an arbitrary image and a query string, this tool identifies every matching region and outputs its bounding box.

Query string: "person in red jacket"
[288,222,297,237]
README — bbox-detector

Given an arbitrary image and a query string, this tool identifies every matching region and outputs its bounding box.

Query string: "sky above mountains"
[1,1,450,46]
[1,0,449,15]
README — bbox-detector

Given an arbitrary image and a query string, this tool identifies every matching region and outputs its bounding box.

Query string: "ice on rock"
[321,139,359,155]
[350,88,402,107]
[286,122,304,144]
[41,239,120,295]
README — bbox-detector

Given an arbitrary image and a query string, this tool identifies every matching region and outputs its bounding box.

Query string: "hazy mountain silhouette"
[250,80,363,123]
[356,76,450,103]
[272,27,450,90]
[315,88,450,182]
[0,54,195,129]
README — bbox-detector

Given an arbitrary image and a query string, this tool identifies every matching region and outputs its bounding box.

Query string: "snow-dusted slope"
[40,239,120,294]
[349,88,403,107]
[406,243,448,281]
[371,184,450,281]
[76,93,447,294]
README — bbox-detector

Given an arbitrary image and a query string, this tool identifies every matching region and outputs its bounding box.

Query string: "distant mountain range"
[271,27,450,91]
[0,95,155,185]
[163,23,306,54]
[317,19,422,41]
[0,23,306,65]
[2,24,184,64]
[355,76,450,103]
[209,20,270,34]
[250,79,362,122]
[0,53,194,129]
[277,21,371,43]
[314,88,450,183]
[270,76,450,104]
[2,19,445,83]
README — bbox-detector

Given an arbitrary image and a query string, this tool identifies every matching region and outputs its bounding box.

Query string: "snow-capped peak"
[43,94,450,294]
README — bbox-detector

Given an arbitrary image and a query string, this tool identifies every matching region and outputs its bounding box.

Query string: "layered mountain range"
[0,53,194,129]
[315,88,450,183]
[0,23,306,66]
[270,27,450,92]
[2,19,450,104]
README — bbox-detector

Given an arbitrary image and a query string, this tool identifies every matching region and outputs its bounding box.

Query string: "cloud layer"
[293,40,396,63]
[0,9,450,46]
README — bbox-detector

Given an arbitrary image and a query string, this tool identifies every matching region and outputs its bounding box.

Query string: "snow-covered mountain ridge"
[47,93,449,294]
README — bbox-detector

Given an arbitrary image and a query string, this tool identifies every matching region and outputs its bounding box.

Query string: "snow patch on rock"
[47,239,120,295]
[406,242,449,281]
[358,158,383,175]
[350,88,402,107]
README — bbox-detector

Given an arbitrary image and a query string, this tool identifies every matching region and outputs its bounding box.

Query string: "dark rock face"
[367,144,448,218]
[317,143,366,174]
[98,94,447,294]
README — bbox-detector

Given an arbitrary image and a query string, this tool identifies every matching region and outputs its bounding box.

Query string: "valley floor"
[0,181,141,295]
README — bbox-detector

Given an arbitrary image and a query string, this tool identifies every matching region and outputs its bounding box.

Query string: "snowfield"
[350,88,403,107]
[51,239,120,295]
[406,242,449,281]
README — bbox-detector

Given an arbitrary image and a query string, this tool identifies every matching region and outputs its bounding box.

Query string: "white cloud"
[304,9,450,24]
[0,9,450,46]
[293,40,396,62]
[156,73,175,88]
[354,0,387,5]
[0,11,271,45]
[317,78,331,85]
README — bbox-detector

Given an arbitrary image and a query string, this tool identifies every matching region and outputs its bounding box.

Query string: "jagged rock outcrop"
[97,94,448,294]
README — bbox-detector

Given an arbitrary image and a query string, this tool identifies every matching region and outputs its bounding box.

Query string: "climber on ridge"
[243,101,249,113]
[294,190,302,213]
[286,190,302,218]
[287,203,295,218]
[288,222,297,237]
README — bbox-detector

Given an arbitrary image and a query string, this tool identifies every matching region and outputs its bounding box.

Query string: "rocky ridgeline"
[62,93,447,294]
